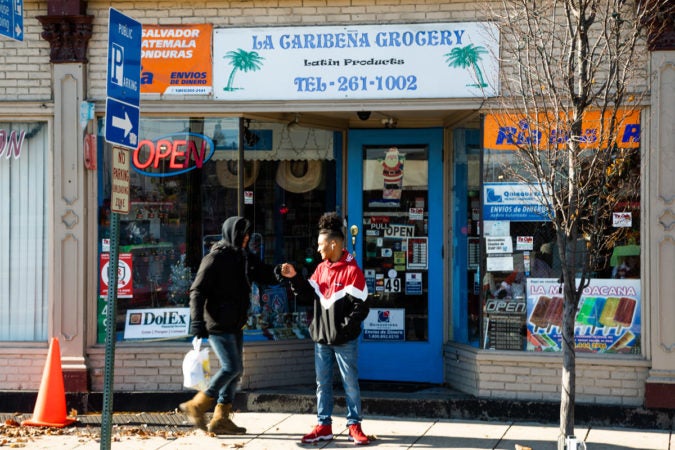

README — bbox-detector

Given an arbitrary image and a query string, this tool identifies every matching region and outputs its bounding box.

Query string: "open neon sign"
[0,129,26,160]
[132,132,215,177]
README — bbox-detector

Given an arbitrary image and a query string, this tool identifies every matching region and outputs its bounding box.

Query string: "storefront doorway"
[347,128,444,383]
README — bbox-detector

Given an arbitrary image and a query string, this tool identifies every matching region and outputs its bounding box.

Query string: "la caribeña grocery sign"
[212,22,499,101]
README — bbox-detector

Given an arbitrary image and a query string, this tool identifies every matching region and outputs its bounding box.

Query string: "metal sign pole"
[100,211,121,450]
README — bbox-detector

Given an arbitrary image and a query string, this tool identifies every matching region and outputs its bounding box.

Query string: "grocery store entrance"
[347,128,444,383]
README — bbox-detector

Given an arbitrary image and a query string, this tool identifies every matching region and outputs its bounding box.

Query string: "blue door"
[347,128,444,383]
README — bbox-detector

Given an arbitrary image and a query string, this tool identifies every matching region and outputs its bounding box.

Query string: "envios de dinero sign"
[213,22,499,101]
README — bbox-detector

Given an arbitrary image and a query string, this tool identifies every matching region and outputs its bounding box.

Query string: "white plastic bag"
[182,336,210,390]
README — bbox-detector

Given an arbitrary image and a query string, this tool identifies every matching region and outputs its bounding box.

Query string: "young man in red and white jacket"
[279,212,371,445]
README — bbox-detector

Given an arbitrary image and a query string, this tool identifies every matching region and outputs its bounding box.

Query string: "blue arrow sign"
[105,98,140,149]
[105,8,141,149]
[0,0,24,42]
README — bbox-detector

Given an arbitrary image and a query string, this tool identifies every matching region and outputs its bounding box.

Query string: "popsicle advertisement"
[526,278,641,354]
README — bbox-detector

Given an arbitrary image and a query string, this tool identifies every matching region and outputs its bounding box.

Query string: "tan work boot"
[179,391,215,431]
[207,403,246,435]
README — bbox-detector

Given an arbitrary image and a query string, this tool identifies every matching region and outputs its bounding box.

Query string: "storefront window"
[0,121,49,341]
[97,117,337,342]
[479,113,641,354]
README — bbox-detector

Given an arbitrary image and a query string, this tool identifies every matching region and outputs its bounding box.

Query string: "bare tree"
[485,0,673,447]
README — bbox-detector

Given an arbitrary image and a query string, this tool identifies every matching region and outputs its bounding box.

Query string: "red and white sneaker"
[348,423,370,445]
[301,424,333,444]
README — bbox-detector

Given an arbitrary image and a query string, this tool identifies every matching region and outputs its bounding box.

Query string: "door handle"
[350,225,359,256]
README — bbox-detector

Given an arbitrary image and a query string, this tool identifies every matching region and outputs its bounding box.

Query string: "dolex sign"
[123,307,190,339]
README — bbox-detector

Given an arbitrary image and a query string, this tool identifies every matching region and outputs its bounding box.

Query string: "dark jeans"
[204,332,243,405]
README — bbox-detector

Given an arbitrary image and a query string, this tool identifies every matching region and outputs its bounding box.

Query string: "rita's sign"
[484,110,640,151]
[132,132,214,177]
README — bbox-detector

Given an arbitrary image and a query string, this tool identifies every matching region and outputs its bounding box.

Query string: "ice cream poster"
[526,278,641,354]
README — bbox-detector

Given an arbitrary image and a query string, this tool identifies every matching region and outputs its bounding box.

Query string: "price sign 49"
[384,278,401,293]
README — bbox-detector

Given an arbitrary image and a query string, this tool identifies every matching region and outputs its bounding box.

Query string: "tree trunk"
[558,236,578,449]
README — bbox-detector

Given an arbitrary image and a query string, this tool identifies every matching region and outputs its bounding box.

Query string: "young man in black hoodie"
[180,216,277,434]
[279,212,371,445]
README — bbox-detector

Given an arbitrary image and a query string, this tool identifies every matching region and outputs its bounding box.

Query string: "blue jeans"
[204,332,243,405]
[315,339,362,426]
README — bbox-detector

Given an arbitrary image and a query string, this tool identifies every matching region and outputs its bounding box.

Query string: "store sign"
[141,24,213,95]
[483,182,550,221]
[0,129,25,159]
[484,110,640,151]
[123,307,190,339]
[213,22,499,101]
[363,308,405,341]
[132,132,215,177]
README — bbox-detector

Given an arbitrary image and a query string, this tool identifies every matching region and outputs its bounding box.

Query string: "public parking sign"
[0,0,23,41]
[105,8,141,149]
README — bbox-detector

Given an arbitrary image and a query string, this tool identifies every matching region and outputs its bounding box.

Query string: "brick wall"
[0,0,51,101]
[87,340,314,392]
[84,0,486,100]
[0,346,50,390]
[445,343,650,407]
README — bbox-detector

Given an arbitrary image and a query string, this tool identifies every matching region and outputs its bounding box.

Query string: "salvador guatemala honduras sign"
[213,22,499,101]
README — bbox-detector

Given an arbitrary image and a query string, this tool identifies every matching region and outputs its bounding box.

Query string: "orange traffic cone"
[22,337,76,427]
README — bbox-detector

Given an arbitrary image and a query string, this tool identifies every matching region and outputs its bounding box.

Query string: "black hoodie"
[189,216,277,335]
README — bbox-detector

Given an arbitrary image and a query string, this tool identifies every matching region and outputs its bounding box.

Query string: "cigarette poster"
[526,278,641,354]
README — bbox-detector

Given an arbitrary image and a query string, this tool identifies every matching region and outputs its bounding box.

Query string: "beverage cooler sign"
[526,278,641,354]
[363,308,405,341]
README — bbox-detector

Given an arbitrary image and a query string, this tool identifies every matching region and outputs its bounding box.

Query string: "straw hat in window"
[216,160,260,188]
[276,160,322,193]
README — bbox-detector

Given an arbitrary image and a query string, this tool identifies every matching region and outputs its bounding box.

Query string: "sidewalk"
[1,411,671,449]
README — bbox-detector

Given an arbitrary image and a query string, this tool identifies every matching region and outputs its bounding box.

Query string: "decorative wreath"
[216,160,260,188]
[276,160,323,193]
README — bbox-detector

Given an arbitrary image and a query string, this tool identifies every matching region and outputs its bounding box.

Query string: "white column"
[51,63,90,391]
[646,50,675,408]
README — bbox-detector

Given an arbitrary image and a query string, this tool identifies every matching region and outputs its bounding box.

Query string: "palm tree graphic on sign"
[444,44,488,88]
[222,49,265,91]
